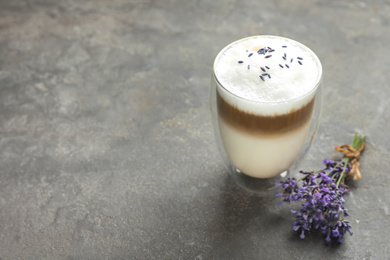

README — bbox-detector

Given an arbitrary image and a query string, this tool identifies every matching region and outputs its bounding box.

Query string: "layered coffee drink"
[213,36,322,178]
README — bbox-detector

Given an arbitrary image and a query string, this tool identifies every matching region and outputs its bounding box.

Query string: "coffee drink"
[213,36,322,178]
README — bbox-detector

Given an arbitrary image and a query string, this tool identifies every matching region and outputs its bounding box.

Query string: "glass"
[210,35,323,192]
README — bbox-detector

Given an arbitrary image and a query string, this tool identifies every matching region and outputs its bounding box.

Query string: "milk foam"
[214,36,322,115]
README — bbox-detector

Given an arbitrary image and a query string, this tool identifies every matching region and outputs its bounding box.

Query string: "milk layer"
[219,117,311,178]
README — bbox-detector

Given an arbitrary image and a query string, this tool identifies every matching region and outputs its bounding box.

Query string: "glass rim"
[213,35,323,105]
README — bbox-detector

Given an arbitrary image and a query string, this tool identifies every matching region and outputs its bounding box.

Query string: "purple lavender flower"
[276,158,353,243]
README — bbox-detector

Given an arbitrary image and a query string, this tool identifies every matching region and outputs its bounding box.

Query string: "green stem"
[336,158,349,188]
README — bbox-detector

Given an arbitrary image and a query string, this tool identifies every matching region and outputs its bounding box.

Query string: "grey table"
[0,0,389,259]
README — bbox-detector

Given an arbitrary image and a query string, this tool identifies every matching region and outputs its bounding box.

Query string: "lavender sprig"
[276,133,366,242]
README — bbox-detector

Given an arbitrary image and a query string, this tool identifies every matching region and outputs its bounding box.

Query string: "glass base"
[228,166,290,193]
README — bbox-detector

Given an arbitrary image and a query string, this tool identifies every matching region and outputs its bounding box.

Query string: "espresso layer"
[217,90,315,136]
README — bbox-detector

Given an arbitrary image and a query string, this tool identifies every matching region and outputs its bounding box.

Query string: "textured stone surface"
[0,0,390,259]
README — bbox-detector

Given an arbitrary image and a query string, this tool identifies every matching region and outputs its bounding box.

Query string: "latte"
[213,36,322,178]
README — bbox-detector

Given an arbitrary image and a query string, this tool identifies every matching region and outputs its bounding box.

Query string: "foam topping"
[214,36,322,114]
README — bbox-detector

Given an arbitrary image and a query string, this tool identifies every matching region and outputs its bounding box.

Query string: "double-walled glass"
[210,35,323,192]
